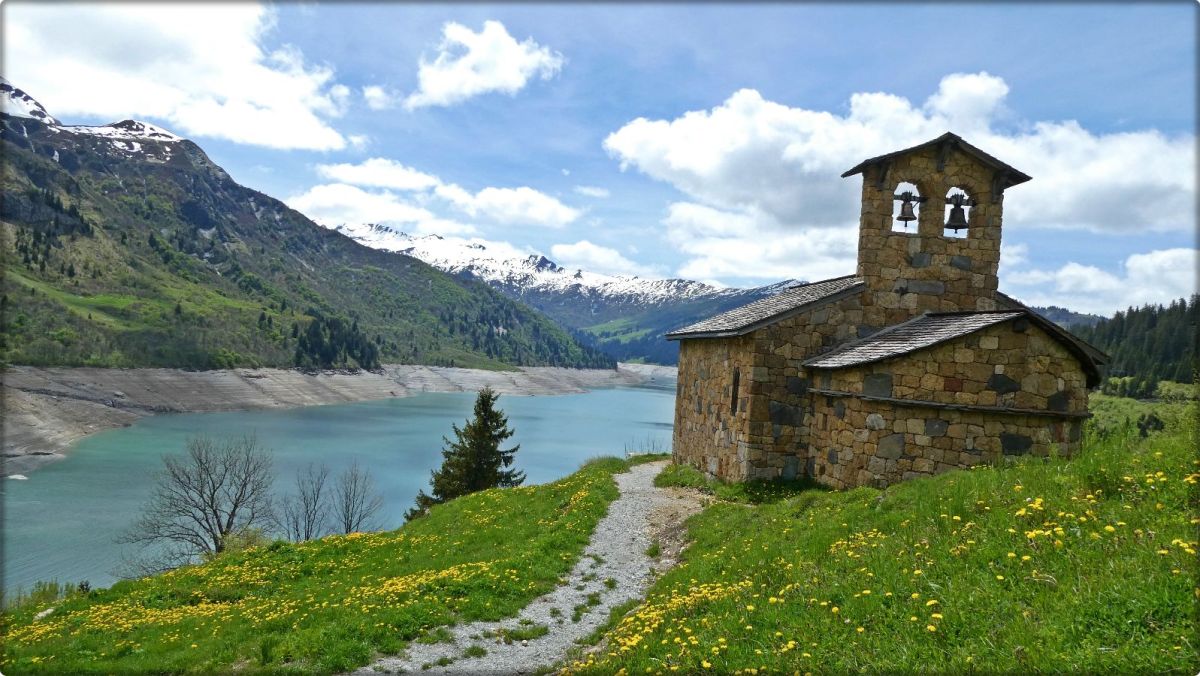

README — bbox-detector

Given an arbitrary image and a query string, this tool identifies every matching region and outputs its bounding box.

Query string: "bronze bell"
[945,193,970,231]
[894,191,918,227]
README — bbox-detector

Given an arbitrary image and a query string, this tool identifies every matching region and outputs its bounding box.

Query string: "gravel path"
[353,460,705,675]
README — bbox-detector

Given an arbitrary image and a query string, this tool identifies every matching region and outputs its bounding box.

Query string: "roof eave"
[666,282,866,342]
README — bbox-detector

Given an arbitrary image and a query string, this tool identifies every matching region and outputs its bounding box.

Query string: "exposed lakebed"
[3,382,675,594]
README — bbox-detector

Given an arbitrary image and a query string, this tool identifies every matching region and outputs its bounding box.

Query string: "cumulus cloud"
[361,85,397,111]
[606,72,1193,235]
[550,240,659,278]
[573,185,611,198]
[315,158,439,191]
[404,20,563,110]
[1002,248,1197,315]
[5,3,353,150]
[604,71,1194,286]
[435,183,580,227]
[287,183,444,230]
[304,157,578,228]
[664,202,857,282]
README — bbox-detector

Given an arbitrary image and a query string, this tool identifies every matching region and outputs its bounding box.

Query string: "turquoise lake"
[2,381,676,595]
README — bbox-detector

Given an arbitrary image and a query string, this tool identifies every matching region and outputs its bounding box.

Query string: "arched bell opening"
[892,182,923,233]
[943,187,972,238]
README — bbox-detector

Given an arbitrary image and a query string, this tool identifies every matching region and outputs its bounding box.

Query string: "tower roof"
[841,132,1032,190]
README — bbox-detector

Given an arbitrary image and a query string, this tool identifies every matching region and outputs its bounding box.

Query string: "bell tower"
[841,133,1031,326]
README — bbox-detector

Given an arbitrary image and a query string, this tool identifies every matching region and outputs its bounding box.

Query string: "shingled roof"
[841,132,1032,191]
[665,275,865,340]
[803,311,1023,369]
[803,309,1104,387]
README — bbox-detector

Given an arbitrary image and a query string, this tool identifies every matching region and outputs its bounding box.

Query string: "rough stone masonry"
[667,133,1108,489]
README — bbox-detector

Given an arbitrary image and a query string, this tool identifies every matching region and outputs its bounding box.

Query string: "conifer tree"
[405,387,523,521]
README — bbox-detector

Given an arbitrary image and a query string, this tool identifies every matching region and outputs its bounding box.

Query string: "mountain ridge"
[0,82,613,371]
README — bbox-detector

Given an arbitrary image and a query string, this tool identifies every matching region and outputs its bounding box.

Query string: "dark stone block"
[1047,391,1069,412]
[786,376,808,396]
[950,255,973,271]
[925,418,949,437]
[834,401,846,419]
[863,373,894,398]
[987,373,1020,394]
[1068,423,1082,442]
[827,448,838,465]
[769,401,803,427]
[1012,317,1030,333]
[877,433,905,460]
[909,252,932,268]
[782,456,800,480]
[805,457,816,476]
[906,279,946,295]
[820,372,831,389]
[1001,433,1033,455]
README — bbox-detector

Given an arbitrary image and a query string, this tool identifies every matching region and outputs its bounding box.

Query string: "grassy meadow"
[566,402,1198,673]
[0,457,658,673]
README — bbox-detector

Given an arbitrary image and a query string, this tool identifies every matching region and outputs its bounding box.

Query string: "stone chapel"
[667,133,1108,489]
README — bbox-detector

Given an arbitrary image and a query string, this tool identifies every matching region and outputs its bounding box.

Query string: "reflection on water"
[3,384,675,593]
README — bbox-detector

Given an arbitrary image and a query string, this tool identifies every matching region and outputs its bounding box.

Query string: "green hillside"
[0,457,646,673]
[0,117,613,371]
[3,399,1194,674]
[1074,296,1199,397]
[576,406,1197,673]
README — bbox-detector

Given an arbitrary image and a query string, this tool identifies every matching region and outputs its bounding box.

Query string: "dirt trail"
[353,461,706,675]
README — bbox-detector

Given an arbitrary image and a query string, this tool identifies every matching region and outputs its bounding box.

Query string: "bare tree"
[119,434,274,568]
[277,462,330,541]
[333,460,384,534]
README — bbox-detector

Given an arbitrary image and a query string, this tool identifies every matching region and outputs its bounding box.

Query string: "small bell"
[894,191,918,228]
[945,193,970,231]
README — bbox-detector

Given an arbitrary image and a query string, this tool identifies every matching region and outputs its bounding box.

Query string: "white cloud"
[573,185,611,199]
[1002,248,1197,315]
[404,20,563,110]
[287,183,435,227]
[361,85,397,111]
[5,3,353,150]
[550,240,659,278]
[663,202,858,283]
[605,72,1194,239]
[435,183,580,228]
[316,158,440,191]
[604,72,1194,289]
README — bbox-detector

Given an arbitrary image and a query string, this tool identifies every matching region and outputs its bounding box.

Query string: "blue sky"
[4,2,1195,315]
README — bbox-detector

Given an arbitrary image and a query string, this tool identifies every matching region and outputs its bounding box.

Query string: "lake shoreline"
[2,363,677,476]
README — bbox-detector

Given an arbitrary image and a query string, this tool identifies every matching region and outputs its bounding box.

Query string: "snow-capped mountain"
[1,77,183,161]
[326,222,797,364]
[330,221,793,306]
[2,77,59,125]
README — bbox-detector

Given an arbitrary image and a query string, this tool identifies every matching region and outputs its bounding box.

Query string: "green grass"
[567,405,1199,673]
[655,463,820,504]
[0,457,639,674]
[1088,391,1191,434]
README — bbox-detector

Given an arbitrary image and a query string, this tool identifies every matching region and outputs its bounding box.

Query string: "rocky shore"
[2,363,676,476]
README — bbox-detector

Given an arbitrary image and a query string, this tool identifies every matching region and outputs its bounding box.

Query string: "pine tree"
[405,387,523,521]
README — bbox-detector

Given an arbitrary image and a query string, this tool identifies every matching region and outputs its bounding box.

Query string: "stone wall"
[672,335,756,481]
[854,144,1005,330]
[805,320,1088,489]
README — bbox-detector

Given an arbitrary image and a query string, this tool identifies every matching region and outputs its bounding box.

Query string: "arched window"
[943,187,972,238]
[892,182,921,232]
[730,368,741,415]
